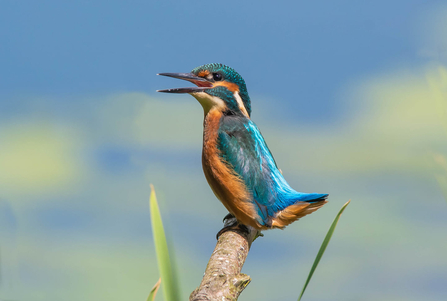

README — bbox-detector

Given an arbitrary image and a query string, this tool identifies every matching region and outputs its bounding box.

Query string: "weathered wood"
[190,216,260,301]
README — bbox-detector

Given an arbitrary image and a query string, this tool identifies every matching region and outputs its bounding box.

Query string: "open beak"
[157,73,213,93]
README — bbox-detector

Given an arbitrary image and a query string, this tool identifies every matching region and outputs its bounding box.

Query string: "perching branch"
[189,216,260,301]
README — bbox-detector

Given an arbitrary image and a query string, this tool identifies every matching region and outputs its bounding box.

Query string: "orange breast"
[201,109,262,229]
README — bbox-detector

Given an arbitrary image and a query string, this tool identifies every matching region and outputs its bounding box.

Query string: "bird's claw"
[216,213,250,239]
[222,213,235,223]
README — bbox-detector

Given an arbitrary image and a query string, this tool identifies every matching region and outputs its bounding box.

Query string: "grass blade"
[149,185,180,301]
[146,278,161,301]
[297,200,351,301]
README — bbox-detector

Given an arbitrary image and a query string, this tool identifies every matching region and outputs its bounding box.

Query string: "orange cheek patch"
[214,81,240,92]
[198,70,210,77]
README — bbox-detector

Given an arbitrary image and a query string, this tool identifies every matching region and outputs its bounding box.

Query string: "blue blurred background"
[1,1,447,300]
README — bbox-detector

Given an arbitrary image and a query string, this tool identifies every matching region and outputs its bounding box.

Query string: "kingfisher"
[157,63,328,230]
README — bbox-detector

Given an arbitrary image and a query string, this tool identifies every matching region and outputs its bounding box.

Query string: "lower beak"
[157,72,213,94]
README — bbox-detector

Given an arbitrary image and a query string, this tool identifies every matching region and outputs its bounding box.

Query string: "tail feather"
[297,193,329,203]
[271,195,328,229]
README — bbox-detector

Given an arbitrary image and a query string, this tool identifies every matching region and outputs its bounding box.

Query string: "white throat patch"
[191,91,249,118]
[191,92,226,114]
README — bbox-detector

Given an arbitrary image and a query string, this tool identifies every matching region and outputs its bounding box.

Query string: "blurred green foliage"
[428,67,447,202]
[150,186,180,301]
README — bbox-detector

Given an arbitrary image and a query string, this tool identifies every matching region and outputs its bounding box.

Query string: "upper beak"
[157,73,213,93]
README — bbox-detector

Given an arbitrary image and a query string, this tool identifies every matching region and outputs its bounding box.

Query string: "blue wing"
[217,116,327,226]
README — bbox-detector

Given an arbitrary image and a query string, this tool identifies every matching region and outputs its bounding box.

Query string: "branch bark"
[189,216,260,301]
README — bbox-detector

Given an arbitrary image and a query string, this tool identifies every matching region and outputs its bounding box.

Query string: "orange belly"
[201,109,262,229]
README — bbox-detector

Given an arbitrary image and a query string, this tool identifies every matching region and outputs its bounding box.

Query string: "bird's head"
[158,63,251,117]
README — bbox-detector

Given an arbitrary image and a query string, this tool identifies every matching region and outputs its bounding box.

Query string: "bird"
[157,63,328,230]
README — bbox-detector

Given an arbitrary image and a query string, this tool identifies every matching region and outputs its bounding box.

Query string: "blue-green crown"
[192,63,251,116]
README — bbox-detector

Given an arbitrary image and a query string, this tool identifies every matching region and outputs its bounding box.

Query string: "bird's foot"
[215,213,263,241]
[222,213,235,223]
[216,214,243,239]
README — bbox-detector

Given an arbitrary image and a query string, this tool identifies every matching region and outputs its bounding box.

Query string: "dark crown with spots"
[192,63,252,116]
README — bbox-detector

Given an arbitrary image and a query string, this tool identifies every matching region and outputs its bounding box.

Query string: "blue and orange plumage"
[158,63,328,230]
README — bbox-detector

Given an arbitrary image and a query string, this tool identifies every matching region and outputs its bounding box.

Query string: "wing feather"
[218,116,321,225]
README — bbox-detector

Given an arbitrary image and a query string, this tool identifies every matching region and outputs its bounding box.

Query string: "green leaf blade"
[149,185,180,301]
[298,200,351,301]
[146,278,161,301]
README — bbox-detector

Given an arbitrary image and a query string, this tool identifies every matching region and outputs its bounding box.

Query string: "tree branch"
[189,216,260,301]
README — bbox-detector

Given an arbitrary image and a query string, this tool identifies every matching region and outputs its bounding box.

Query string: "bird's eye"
[213,73,222,81]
